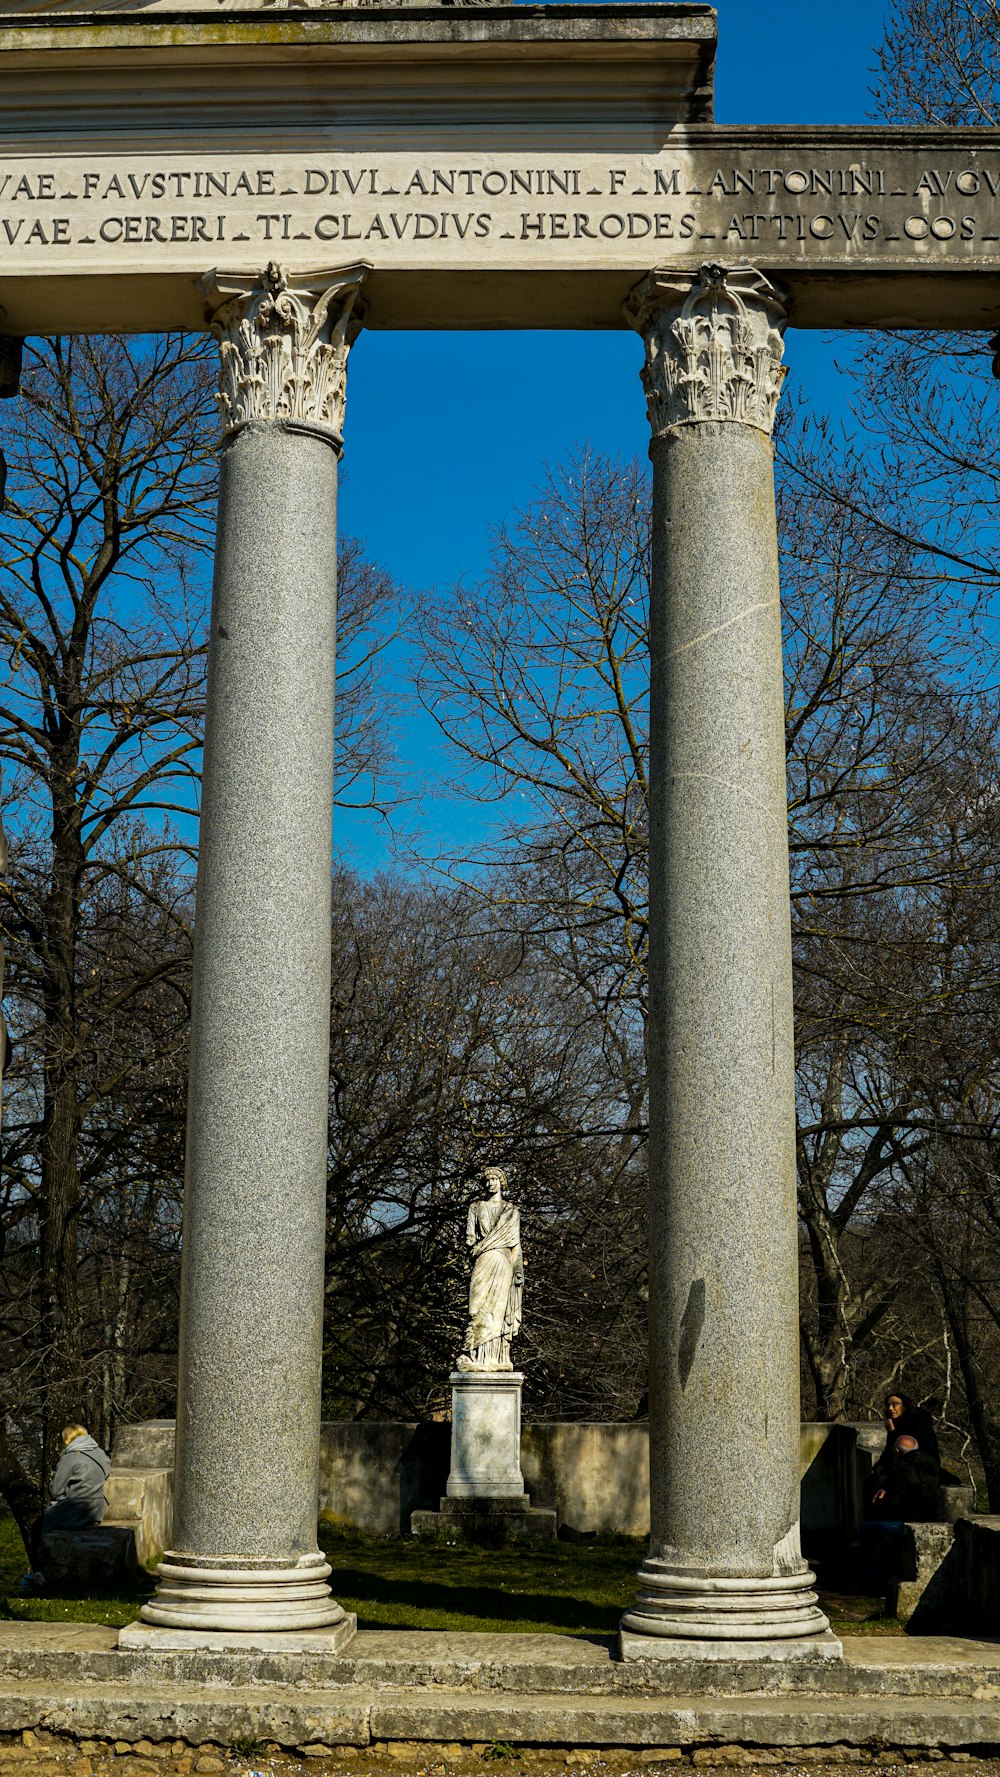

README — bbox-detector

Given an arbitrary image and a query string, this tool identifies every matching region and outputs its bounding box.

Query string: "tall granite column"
[138,263,366,1638]
[620,265,838,1660]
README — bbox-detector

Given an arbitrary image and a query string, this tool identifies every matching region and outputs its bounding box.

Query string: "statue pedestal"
[411,1371,557,1542]
[447,1370,525,1499]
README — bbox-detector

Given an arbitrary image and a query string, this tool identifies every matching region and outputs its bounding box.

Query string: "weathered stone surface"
[799,1428,865,1553]
[117,1620,358,1655]
[113,1423,176,1471]
[103,1469,172,1566]
[6,1669,1000,1753]
[0,1682,372,1747]
[411,1501,557,1543]
[942,1486,977,1524]
[7,1626,1000,1706]
[956,1516,1000,1633]
[520,1423,649,1537]
[887,1527,965,1633]
[618,1636,843,1666]
[0,1,999,332]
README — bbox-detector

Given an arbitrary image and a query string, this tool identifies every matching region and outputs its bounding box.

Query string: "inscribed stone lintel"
[3,113,1000,330]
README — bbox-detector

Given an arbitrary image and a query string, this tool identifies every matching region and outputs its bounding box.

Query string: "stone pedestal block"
[887,1522,964,1632]
[104,1467,173,1566]
[411,1496,557,1544]
[447,1372,525,1500]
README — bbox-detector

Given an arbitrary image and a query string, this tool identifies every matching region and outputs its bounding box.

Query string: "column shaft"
[620,266,836,1659]
[139,264,365,1637]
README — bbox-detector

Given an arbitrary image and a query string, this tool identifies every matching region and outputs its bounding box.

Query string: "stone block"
[104,1469,173,1566]
[112,1423,176,1471]
[941,1485,976,1524]
[886,1524,965,1632]
[618,1632,844,1664]
[117,1618,357,1655]
[956,1514,1000,1630]
[800,1426,865,1555]
[39,1525,137,1586]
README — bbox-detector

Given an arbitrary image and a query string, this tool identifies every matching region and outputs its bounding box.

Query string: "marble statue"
[457,1166,523,1372]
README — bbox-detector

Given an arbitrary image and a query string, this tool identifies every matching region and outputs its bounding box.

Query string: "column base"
[620,1559,836,1655]
[619,1628,842,1662]
[118,1616,357,1654]
[138,1550,348,1633]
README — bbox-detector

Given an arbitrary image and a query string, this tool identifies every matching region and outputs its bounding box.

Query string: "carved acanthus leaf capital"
[200,261,370,444]
[625,264,788,439]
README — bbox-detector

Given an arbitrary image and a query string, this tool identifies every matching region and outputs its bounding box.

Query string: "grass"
[0,1508,904,1636]
[822,1588,905,1638]
[0,1508,155,1627]
[318,1521,642,1636]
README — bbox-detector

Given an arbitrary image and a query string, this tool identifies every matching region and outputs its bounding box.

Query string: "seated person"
[860,1433,944,1589]
[866,1390,940,1508]
[22,1422,112,1589]
[870,1434,944,1522]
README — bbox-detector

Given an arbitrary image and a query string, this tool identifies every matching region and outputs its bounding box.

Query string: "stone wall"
[319,1422,450,1536]
[113,1418,870,1545]
[521,1423,650,1536]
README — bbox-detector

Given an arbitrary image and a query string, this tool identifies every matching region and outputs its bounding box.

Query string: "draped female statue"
[457,1166,523,1372]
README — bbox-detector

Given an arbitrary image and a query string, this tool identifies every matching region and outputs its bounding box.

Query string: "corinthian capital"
[625,265,788,440]
[200,262,370,446]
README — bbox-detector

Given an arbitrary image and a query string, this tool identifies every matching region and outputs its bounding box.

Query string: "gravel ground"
[3,1737,1000,1777]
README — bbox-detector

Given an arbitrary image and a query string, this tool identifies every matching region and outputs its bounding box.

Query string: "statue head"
[480,1165,507,1197]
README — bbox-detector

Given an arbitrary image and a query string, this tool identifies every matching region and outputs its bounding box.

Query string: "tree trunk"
[936,1264,1000,1511]
[38,773,84,1475]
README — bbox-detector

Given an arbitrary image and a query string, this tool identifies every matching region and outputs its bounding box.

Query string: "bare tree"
[876,0,1000,126]
[322,869,647,1422]
[0,334,215,1483]
[411,441,1000,1429]
[0,333,400,1515]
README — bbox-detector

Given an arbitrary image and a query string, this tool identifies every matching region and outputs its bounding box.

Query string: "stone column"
[135,263,367,1641]
[620,265,838,1661]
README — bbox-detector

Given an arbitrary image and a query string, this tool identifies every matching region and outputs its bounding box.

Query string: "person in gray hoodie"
[23,1422,112,1585]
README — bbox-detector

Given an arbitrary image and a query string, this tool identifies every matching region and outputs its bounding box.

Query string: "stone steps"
[2,1676,1000,1752]
[4,1628,1000,1751]
[2,1630,1000,1701]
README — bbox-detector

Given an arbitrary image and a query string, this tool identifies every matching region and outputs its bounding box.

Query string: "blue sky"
[334,0,892,870]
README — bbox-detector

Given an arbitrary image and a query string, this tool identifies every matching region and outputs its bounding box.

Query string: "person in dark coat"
[866,1390,940,1509]
[870,1435,944,1522]
[860,1433,944,1589]
[880,1392,940,1468]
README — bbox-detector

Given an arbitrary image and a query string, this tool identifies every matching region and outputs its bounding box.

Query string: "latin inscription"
[2,149,1000,270]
